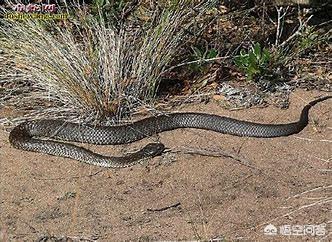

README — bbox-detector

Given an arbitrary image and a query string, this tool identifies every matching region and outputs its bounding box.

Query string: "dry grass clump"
[0,0,217,125]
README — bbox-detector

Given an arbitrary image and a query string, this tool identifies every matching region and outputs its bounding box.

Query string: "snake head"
[141,143,165,157]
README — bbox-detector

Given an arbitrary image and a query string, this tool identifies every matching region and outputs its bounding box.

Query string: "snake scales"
[9,96,331,168]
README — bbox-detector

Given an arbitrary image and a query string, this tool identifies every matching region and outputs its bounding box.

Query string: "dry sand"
[0,90,331,241]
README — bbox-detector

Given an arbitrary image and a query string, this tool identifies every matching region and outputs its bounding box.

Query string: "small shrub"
[297,26,320,54]
[234,43,271,81]
[189,45,219,73]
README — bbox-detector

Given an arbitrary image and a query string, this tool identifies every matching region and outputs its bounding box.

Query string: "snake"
[9,96,331,168]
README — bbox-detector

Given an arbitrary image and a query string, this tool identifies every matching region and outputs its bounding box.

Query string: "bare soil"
[0,90,331,241]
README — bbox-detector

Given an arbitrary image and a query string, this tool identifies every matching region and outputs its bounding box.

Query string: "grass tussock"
[1,1,330,125]
[0,0,217,125]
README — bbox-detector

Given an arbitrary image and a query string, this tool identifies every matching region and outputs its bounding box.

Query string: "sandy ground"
[0,90,331,241]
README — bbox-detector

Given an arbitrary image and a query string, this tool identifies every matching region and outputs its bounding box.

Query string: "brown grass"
[0,0,217,125]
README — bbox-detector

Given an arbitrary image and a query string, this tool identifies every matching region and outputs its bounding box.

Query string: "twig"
[275,6,289,47]
[147,202,181,212]
[286,184,332,200]
[281,198,331,219]
[293,136,332,143]
[170,147,259,171]
[163,56,230,73]
[279,14,313,48]
[254,197,331,230]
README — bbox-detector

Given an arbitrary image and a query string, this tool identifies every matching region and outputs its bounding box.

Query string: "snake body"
[9,96,331,168]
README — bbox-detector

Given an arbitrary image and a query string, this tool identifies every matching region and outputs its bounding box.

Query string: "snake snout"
[142,143,166,157]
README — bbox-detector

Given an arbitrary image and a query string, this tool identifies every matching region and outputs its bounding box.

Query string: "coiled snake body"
[9,96,331,168]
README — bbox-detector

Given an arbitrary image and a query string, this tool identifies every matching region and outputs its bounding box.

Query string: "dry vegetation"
[0,0,218,125]
[0,1,331,125]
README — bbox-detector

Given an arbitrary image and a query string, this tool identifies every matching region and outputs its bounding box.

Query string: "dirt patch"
[0,90,331,241]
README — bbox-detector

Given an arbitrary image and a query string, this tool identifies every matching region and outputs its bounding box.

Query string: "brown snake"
[9,96,331,168]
